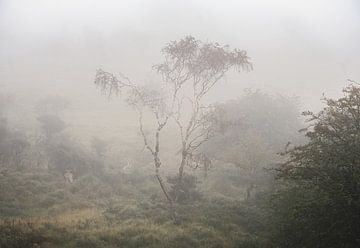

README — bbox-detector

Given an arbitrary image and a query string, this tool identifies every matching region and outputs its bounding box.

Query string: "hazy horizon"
[1,0,359,111]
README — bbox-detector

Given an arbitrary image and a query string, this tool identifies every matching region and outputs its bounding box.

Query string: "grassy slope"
[0,168,267,248]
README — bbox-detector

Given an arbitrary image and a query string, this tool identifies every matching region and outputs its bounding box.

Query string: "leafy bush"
[270,84,360,247]
[168,174,202,204]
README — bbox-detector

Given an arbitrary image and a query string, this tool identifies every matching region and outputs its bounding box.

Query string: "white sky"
[0,0,359,109]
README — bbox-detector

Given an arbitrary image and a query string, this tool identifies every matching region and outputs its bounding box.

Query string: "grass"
[0,163,269,247]
[0,197,267,248]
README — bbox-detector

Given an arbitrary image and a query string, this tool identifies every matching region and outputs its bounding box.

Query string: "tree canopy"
[271,83,360,247]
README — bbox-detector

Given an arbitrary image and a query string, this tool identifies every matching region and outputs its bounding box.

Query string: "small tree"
[271,82,360,247]
[94,36,251,220]
[203,90,303,199]
[32,96,69,169]
[37,115,66,139]
[35,96,69,140]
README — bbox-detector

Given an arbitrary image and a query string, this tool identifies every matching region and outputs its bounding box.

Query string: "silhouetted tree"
[203,90,303,199]
[37,115,66,139]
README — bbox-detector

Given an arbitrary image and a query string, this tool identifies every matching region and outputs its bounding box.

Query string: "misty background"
[0,0,359,166]
[1,0,360,113]
[1,1,360,247]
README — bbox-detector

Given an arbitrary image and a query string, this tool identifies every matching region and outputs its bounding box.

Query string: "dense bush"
[168,174,202,204]
[269,84,360,247]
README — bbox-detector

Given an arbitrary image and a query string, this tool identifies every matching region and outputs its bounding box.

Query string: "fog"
[0,1,359,247]
[1,0,360,102]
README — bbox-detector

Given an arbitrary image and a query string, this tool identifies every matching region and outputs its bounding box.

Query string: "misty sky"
[1,0,360,110]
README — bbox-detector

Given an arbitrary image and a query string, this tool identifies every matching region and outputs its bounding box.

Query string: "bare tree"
[154,36,252,198]
[95,68,179,220]
[94,36,251,221]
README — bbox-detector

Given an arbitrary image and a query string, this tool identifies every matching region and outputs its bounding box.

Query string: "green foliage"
[271,84,360,247]
[168,174,203,204]
[0,199,266,248]
[0,221,47,248]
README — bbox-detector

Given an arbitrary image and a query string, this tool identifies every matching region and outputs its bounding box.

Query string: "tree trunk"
[178,149,187,182]
[155,167,179,223]
[174,148,187,203]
